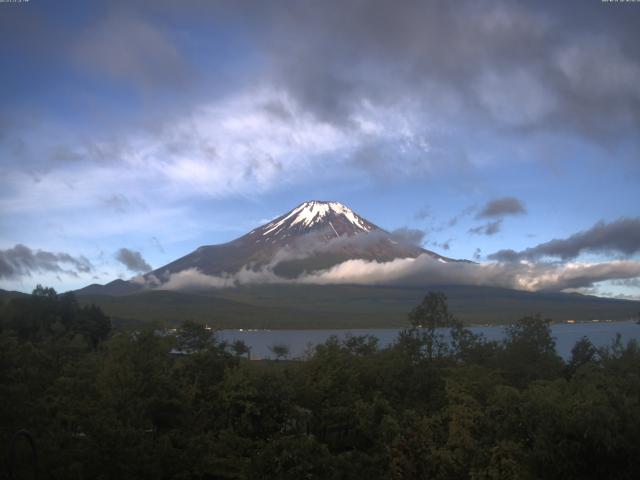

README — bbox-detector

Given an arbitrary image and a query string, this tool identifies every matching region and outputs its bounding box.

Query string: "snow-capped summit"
[253,200,376,242]
[265,201,372,232]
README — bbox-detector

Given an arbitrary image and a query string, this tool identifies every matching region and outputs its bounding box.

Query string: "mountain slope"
[155,200,456,278]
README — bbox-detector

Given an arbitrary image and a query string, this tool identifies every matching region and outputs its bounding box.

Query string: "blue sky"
[1,0,639,298]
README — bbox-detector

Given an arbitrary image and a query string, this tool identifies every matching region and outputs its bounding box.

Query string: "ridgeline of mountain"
[77,201,463,296]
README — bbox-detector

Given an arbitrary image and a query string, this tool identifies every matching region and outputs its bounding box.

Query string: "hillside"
[77,284,640,329]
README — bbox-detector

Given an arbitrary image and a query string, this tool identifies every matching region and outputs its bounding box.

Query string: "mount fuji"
[78,200,464,295]
[74,201,640,327]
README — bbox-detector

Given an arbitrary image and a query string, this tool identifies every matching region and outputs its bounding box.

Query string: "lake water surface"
[219,320,640,360]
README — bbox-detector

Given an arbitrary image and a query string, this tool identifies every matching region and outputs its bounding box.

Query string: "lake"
[219,320,640,360]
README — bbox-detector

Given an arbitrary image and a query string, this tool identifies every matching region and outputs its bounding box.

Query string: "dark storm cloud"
[254,0,640,139]
[73,11,189,89]
[9,0,640,137]
[477,197,527,219]
[2,0,639,185]
[0,244,93,279]
[469,220,502,236]
[489,218,640,262]
[115,248,152,273]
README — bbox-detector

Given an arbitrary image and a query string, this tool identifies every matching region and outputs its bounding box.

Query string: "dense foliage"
[1,287,639,479]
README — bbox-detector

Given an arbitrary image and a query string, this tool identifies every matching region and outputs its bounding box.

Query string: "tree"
[567,336,598,375]
[0,287,110,347]
[231,339,251,359]
[503,315,556,355]
[269,343,290,361]
[408,292,456,330]
[343,334,379,356]
[407,291,458,359]
[501,315,564,386]
[175,320,216,352]
[250,435,335,479]
[76,304,111,348]
[32,284,57,298]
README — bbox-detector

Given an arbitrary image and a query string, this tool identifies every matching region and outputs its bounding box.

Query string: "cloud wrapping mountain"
[152,254,640,294]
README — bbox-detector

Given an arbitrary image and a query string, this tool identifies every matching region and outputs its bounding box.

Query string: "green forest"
[1,287,639,479]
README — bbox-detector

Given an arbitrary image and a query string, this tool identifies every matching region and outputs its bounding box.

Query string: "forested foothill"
[1,288,639,479]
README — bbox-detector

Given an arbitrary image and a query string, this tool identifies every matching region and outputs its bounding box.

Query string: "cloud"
[3,0,639,217]
[101,194,131,213]
[467,197,525,235]
[257,0,640,141]
[115,248,152,273]
[430,240,451,252]
[73,12,188,89]
[299,256,640,292]
[489,217,640,262]
[0,244,93,280]
[611,293,640,301]
[414,207,431,221]
[610,277,640,288]
[127,227,640,294]
[18,0,638,142]
[256,229,425,270]
[477,196,527,219]
[469,220,502,236]
[390,227,426,246]
[150,253,640,294]
[151,236,165,253]
[516,261,640,292]
[161,268,234,290]
[475,69,556,126]
[446,205,476,228]
[159,265,289,291]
